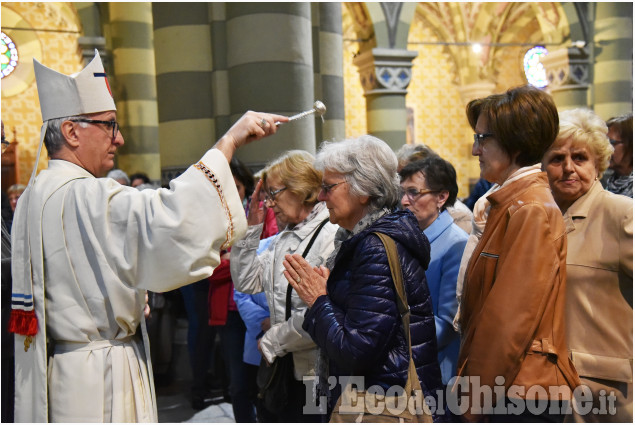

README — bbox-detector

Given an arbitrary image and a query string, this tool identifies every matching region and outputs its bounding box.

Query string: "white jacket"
[231,202,337,379]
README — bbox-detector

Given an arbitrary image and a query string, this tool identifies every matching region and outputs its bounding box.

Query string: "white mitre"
[34,49,116,121]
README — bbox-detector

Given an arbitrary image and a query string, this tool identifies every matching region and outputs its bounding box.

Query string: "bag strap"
[372,232,423,397]
[285,217,330,320]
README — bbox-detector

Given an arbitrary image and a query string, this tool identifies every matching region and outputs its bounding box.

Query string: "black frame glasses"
[473,132,494,147]
[264,187,287,203]
[400,187,438,202]
[320,181,345,194]
[70,118,120,139]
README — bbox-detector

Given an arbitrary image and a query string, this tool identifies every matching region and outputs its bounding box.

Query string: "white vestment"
[12,149,246,422]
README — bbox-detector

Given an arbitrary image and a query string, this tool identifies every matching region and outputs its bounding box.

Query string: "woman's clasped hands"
[283,254,329,308]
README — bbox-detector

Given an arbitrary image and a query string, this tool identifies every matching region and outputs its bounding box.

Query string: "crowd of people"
[1,51,632,424]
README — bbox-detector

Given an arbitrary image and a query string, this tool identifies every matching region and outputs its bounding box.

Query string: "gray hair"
[107,169,130,185]
[315,135,400,212]
[44,115,88,156]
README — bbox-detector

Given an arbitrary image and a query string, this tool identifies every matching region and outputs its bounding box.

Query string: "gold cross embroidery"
[24,335,33,352]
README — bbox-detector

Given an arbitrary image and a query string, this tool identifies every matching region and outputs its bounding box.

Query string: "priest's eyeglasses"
[70,119,120,139]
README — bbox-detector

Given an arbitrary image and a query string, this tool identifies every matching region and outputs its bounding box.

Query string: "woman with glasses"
[542,108,632,422]
[601,113,632,198]
[281,135,444,421]
[230,150,337,422]
[456,85,580,422]
[399,156,468,387]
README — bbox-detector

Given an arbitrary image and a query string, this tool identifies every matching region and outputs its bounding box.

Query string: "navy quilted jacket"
[303,209,444,418]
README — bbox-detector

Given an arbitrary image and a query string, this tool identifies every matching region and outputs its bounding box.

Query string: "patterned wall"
[406,18,474,197]
[341,5,367,140]
[1,2,84,185]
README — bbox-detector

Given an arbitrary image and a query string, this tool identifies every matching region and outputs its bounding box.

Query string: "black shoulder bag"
[256,217,330,414]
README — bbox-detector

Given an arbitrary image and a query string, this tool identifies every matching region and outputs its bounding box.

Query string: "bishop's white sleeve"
[69,148,247,293]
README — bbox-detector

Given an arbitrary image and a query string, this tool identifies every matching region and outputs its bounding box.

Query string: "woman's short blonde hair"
[262,150,322,206]
[556,108,614,177]
[7,183,26,195]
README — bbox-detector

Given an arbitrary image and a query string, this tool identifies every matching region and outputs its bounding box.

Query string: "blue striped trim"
[11,294,34,309]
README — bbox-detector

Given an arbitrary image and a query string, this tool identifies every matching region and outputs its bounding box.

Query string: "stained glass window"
[524,46,548,88]
[1,32,18,79]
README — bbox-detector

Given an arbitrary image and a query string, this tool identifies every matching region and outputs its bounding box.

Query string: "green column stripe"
[111,21,154,49]
[156,72,213,122]
[596,3,632,19]
[595,39,634,61]
[228,63,313,112]
[319,3,343,33]
[553,89,588,110]
[154,25,213,74]
[594,81,633,103]
[115,74,157,100]
[313,25,321,76]
[117,126,160,154]
[321,75,345,119]
[226,15,312,67]
[226,3,310,19]
[152,3,209,29]
[211,22,227,70]
[212,71,230,116]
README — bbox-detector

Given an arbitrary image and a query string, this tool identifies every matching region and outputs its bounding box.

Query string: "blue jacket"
[423,210,468,385]
[303,210,444,417]
[233,236,273,366]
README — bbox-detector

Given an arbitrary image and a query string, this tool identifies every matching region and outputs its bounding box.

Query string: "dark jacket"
[303,209,444,417]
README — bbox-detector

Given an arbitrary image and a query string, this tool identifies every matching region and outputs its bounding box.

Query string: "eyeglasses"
[609,138,624,146]
[320,181,346,194]
[473,133,494,147]
[1,135,8,154]
[70,118,120,139]
[400,187,438,202]
[264,187,287,204]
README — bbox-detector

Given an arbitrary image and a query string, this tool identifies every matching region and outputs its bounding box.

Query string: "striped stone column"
[593,2,633,119]
[152,3,214,184]
[225,3,315,167]
[312,2,345,146]
[108,3,160,182]
[209,3,232,141]
[354,48,418,150]
[542,46,591,111]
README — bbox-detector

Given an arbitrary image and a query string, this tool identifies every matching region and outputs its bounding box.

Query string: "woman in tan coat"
[542,108,633,422]
[456,85,580,422]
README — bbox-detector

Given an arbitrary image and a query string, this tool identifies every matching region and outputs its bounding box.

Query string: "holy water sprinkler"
[276,101,326,126]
